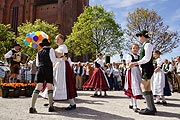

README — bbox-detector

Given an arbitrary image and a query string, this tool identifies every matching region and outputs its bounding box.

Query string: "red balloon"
[26,37,32,42]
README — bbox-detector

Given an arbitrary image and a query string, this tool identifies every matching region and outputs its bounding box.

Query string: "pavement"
[0,90,180,120]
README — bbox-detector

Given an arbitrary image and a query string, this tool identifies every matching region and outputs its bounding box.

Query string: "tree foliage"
[125,8,180,53]
[16,19,59,60]
[66,5,123,58]
[0,24,16,60]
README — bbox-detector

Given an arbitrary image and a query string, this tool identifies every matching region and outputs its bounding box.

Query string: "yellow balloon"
[36,31,41,36]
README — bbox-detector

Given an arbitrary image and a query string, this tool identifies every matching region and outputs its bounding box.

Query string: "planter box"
[2,88,21,98]
[1,82,36,98]
[1,86,35,98]
[25,86,35,97]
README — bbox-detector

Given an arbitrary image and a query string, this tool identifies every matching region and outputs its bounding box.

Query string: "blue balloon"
[26,33,31,37]
[24,40,30,45]
[32,43,37,48]
[30,32,35,39]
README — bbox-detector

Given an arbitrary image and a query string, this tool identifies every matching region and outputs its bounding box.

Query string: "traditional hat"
[13,43,21,47]
[136,30,150,38]
[39,38,51,47]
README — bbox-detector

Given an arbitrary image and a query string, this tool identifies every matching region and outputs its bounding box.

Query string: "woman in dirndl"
[83,53,109,96]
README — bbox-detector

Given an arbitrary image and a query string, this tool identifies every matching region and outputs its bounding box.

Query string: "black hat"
[39,38,51,47]
[136,30,150,38]
[13,43,21,47]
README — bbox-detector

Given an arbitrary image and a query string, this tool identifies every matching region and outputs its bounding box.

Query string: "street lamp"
[105,48,110,64]
[120,51,123,62]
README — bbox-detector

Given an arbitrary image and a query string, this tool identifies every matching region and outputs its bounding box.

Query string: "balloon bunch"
[24,31,50,49]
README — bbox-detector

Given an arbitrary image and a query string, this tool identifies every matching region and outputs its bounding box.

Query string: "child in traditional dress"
[151,50,168,104]
[124,43,142,112]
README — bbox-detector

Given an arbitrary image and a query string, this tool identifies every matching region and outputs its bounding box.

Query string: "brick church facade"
[0,0,89,35]
[0,0,89,61]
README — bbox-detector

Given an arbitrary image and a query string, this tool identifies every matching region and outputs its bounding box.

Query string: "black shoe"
[91,93,98,97]
[141,108,157,113]
[153,107,157,112]
[97,93,102,97]
[44,103,49,106]
[129,105,133,109]
[139,108,155,115]
[48,106,55,112]
[29,107,37,113]
[154,101,161,104]
[104,92,107,96]
[44,101,54,106]
[162,101,167,105]
[65,104,76,110]
[133,108,140,113]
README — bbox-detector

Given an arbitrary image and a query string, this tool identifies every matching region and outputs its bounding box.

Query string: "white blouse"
[155,58,163,68]
[55,44,68,53]
[125,54,139,64]
[137,42,153,65]
[95,58,104,67]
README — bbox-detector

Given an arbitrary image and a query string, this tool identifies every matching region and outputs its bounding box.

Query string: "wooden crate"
[0,77,3,97]
[0,89,2,97]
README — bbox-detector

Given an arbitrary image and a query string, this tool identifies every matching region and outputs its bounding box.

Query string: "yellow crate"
[0,77,3,84]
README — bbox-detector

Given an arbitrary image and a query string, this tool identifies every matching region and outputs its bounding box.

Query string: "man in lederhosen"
[5,43,21,83]
[129,30,156,115]
[29,38,66,113]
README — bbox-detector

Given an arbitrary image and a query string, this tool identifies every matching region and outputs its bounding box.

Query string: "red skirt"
[65,61,77,99]
[82,68,109,91]
[124,70,142,99]
[41,61,77,99]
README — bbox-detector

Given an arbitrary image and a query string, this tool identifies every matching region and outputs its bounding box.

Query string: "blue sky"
[89,0,180,62]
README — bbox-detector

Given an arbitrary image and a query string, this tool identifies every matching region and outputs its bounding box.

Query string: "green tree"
[0,24,16,60]
[16,19,59,59]
[66,5,123,59]
[125,8,180,53]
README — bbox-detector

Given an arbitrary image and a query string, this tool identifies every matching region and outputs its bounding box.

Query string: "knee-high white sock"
[155,95,160,102]
[130,98,133,106]
[161,95,166,102]
[94,89,98,94]
[132,98,137,109]
[9,78,13,83]
[69,99,76,105]
[99,89,102,95]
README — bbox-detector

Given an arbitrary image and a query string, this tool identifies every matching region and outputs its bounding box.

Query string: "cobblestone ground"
[0,91,180,120]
